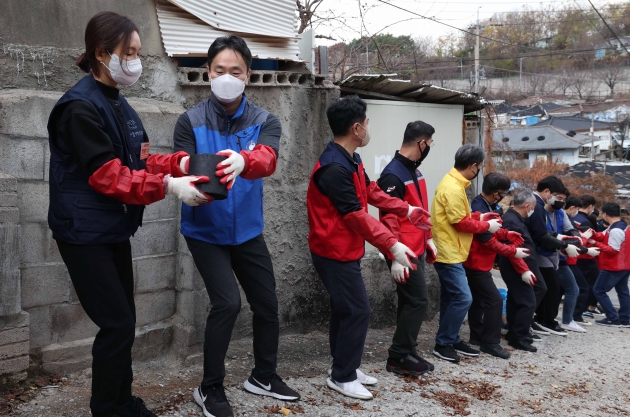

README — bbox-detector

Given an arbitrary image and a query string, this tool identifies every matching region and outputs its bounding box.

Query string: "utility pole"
[590,115,595,161]
[366,43,369,74]
[519,57,523,93]
[460,59,463,79]
[475,6,481,94]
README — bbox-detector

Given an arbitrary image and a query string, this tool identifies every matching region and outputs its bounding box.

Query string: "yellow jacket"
[431,168,473,264]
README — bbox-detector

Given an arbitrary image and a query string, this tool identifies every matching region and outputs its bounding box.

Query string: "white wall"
[358,100,465,250]
[527,149,579,167]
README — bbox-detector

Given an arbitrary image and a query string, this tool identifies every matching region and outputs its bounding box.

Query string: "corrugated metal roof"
[338,74,485,113]
[492,125,588,151]
[166,0,297,38]
[156,0,301,60]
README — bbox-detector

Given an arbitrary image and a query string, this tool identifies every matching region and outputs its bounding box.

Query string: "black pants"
[535,267,560,328]
[386,256,428,358]
[464,268,503,345]
[185,234,279,388]
[311,253,371,383]
[499,258,544,341]
[56,240,136,417]
[569,264,590,322]
[578,259,600,308]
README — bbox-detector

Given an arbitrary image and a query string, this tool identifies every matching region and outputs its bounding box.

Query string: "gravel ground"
[4,310,630,417]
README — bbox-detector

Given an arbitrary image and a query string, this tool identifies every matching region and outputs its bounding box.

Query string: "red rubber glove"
[506,231,524,246]
[408,207,433,231]
[146,151,189,177]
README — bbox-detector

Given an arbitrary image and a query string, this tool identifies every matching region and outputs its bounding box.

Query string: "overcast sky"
[312,0,627,46]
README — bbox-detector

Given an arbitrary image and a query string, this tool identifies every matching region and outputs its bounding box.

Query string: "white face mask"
[527,209,535,218]
[101,53,142,86]
[356,123,371,147]
[547,195,557,205]
[211,74,246,103]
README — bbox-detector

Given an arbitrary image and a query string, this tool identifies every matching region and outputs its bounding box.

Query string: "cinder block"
[42,356,92,375]
[20,263,70,309]
[0,172,18,193]
[25,306,51,350]
[0,193,17,207]
[135,290,176,327]
[0,341,29,361]
[17,180,49,222]
[0,311,29,330]
[0,90,61,138]
[143,194,179,222]
[131,321,173,362]
[175,253,205,292]
[20,222,61,265]
[174,290,208,344]
[0,207,19,223]
[130,219,178,257]
[127,98,184,148]
[0,136,45,180]
[50,303,98,344]
[134,254,176,294]
[0,355,29,375]
[40,337,92,364]
[0,327,29,345]
[0,224,21,316]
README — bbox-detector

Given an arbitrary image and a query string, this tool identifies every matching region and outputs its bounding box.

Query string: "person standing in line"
[377,120,437,376]
[173,36,300,417]
[588,203,630,328]
[539,188,587,333]
[498,189,544,352]
[527,177,579,337]
[307,96,432,400]
[563,196,600,327]
[463,173,530,359]
[430,144,503,363]
[48,12,208,417]
[572,195,606,319]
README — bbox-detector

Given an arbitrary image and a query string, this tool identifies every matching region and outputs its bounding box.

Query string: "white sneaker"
[326,377,373,400]
[560,321,587,333]
[328,368,378,386]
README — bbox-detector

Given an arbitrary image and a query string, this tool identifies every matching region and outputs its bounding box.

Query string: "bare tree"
[571,70,598,100]
[597,59,624,98]
[554,67,577,96]
[296,0,325,34]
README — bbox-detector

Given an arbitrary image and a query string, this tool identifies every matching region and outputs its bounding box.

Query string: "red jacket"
[592,222,630,271]
[464,224,528,273]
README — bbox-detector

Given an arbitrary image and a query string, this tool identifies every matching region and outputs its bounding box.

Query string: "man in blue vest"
[173,36,299,417]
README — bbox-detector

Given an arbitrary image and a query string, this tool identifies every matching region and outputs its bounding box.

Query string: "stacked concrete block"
[0,171,30,382]
[0,90,186,376]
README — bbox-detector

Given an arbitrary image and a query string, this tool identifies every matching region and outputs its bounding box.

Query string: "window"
[502,137,510,142]
[537,135,545,141]
[522,136,530,141]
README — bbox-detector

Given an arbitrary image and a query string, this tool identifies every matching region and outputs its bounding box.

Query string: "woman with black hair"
[47,12,208,417]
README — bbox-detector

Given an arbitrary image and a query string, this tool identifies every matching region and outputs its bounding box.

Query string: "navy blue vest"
[540,209,565,257]
[47,75,146,244]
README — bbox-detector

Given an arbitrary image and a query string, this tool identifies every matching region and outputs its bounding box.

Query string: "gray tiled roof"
[492,125,588,151]
[533,116,613,131]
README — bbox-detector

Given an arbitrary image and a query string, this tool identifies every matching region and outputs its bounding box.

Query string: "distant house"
[492,125,588,168]
[509,105,545,126]
[595,36,630,59]
[565,161,630,199]
[534,116,615,149]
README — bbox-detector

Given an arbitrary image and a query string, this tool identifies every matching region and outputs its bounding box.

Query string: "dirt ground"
[3,313,630,417]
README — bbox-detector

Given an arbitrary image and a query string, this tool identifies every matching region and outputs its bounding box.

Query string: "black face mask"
[471,164,480,180]
[415,142,431,167]
[552,201,565,211]
[494,193,505,205]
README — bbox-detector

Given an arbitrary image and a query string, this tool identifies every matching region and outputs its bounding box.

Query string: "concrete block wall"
[0,90,186,373]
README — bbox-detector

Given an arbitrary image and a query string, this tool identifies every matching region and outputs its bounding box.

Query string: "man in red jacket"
[377,120,437,376]
[463,173,529,359]
[307,96,432,400]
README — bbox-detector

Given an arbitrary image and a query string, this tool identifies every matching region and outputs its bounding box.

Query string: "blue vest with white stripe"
[540,209,565,257]
[180,95,268,245]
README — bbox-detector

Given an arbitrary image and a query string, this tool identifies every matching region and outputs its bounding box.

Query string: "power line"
[587,0,630,56]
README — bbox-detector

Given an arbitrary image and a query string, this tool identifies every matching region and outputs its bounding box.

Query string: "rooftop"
[492,125,588,152]
[534,115,614,132]
[337,74,486,113]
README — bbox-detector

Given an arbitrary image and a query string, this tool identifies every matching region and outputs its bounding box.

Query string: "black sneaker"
[480,343,510,359]
[507,339,537,352]
[453,341,480,357]
[432,344,460,363]
[531,322,550,335]
[595,318,621,327]
[243,374,300,401]
[112,396,157,417]
[386,354,431,376]
[528,328,542,342]
[411,353,435,372]
[582,311,594,319]
[193,385,234,417]
[620,322,630,328]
